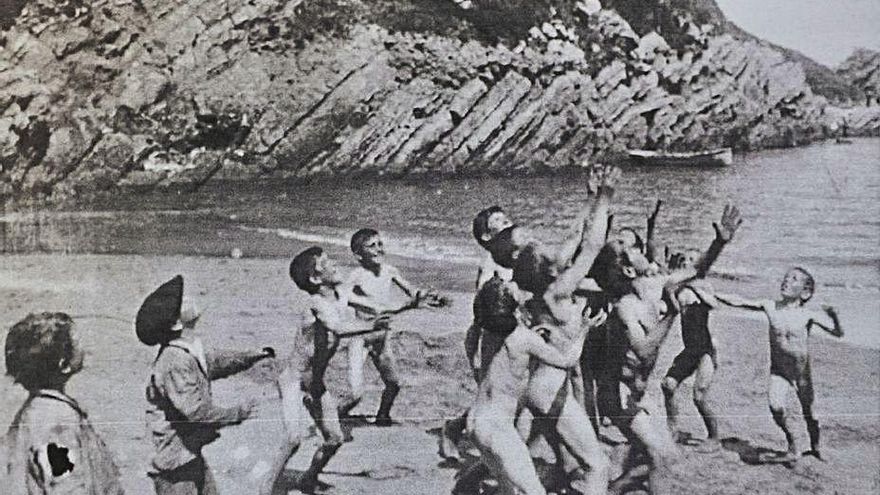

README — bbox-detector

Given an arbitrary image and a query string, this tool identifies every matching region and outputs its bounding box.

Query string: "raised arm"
[556,165,619,266]
[663,204,742,287]
[546,166,620,303]
[809,305,844,337]
[645,199,662,265]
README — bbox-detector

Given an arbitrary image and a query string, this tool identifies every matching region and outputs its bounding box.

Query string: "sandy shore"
[1,253,878,494]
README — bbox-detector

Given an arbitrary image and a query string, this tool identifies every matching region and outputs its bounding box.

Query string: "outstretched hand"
[411,290,451,309]
[586,164,622,196]
[260,346,276,359]
[713,204,742,242]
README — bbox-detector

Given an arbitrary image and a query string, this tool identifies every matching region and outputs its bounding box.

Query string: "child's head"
[588,239,650,298]
[668,248,700,270]
[475,275,520,335]
[616,227,644,252]
[5,312,83,391]
[350,228,384,265]
[484,224,533,269]
[290,246,341,294]
[512,242,558,295]
[473,206,514,248]
[136,275,198,346]
[780,267,815,304]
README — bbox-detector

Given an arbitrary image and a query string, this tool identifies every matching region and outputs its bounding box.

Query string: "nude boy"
[716,267,843,462]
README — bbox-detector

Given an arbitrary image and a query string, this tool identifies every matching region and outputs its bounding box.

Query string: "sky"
[714,0,880,67]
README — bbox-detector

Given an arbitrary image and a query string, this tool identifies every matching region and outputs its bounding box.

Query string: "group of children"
[1,166,843,494]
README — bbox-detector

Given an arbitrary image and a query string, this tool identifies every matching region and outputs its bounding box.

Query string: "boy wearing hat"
[2,312,125,494]
[138,275,274,495]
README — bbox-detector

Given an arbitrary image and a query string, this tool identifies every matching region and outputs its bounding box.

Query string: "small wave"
[709,269,762,283]
[0,209,213,222]
[237,225,483,265]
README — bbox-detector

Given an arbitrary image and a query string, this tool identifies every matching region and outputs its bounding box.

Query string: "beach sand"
[1,253,878,494]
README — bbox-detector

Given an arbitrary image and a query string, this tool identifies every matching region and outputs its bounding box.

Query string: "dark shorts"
[665,348,715,384]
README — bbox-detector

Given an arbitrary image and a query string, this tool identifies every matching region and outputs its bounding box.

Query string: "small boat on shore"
[627,147,733,167]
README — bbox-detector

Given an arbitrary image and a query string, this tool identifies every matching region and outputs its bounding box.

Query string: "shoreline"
[1,252,878,494]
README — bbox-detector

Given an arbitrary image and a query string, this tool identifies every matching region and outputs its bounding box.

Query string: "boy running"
[2,312,125,494]
[716,267,843,462]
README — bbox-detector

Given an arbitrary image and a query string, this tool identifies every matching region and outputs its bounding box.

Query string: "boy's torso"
[348,265,409,313]
[766,303,812,368]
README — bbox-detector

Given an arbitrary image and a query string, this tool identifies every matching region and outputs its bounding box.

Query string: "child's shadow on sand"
[721,437,795,466]
[273,470,333,494]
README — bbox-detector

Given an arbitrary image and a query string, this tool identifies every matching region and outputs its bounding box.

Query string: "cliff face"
[837,49,880,103]
[0,0,846,201]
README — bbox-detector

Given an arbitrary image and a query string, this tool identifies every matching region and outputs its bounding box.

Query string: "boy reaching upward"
[716,267,843,462]
[590,204,742,494]
[343,228,449,425]
[467,282,608,495]
[661,249,722,449]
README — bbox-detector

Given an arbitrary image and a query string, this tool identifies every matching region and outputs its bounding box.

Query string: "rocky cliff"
[0,0,862,202]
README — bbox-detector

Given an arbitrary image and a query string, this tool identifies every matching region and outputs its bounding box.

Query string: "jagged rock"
[632,31,669,62]
[576,0,602,17]
[0,0,850,202]
[836,48,880,105]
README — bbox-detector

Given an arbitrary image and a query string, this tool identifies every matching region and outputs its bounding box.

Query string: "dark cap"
[135,275,184,346]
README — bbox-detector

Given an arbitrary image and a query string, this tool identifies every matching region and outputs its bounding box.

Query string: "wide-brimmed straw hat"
[135,275,184,346]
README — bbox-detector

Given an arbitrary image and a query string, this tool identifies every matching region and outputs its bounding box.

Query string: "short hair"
[350,228,379,254]
[587,240,633,297]
[487,225,519,268]
[617,227,644,252]
[512,243,556,295]
[791,266,816,302]
[290,246,324,294]
[5,312,76,390]
[473,206,505,247]
[668,248,700,270]
[474,276,519,335]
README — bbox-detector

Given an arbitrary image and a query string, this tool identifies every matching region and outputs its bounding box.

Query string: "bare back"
[475,327,538,414]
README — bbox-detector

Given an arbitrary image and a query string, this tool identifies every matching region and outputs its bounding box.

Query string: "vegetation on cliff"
[0,0,875,203]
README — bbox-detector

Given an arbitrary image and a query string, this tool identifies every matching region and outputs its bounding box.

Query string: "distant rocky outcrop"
[837,48,880,105]
[0,0,864,202]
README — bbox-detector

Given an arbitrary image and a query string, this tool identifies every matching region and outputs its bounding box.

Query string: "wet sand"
[1,253,878,494]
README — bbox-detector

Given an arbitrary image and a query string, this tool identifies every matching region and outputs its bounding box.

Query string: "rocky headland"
[1,0,878,202]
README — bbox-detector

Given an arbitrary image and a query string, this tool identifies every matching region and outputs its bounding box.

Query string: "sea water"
[2,138,878,347]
